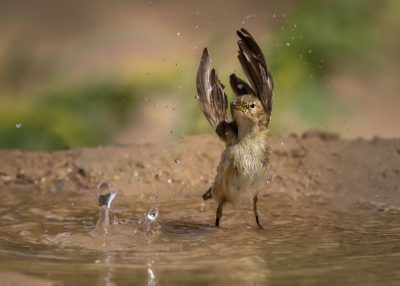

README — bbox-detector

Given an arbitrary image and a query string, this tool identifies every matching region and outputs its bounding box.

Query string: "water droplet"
[195,95,200,100]
[286,42,290,47]
[174,159,180,164]
[200,201,205,212]
[98,181,117,196]
[177,32,181,37]
[167,178,172,184]
[149,193,159,201]
[97,181,117,208]
[16,123,22,128]
[145,206,159,223]
[20,230,31,236]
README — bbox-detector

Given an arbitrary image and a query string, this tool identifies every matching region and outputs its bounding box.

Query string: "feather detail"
[236,28,274,126]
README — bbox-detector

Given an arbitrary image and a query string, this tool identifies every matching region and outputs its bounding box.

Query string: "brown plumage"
[196,29,274,228]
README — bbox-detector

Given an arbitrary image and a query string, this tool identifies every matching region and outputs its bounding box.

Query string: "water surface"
[1,187,400,285]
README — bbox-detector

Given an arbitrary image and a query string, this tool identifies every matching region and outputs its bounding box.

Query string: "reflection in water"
[97,253,116,286]
[147,260,157,286]
[1,187,400,285]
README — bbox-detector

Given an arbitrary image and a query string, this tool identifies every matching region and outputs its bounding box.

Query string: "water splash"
[98,182,117,209]
[92,181,118,237]
[145,205,159,224]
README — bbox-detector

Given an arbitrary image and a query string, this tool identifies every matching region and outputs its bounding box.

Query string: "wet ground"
[0,133,399,285]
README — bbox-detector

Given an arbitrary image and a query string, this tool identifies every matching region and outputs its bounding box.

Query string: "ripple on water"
[1,188,400,285]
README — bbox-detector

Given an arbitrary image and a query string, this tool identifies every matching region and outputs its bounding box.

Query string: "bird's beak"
[231,102,244,112]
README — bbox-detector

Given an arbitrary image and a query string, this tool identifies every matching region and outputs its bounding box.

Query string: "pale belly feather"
[214,137,269,204]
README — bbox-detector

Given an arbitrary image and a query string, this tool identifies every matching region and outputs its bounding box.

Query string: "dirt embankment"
[0,131,399,208]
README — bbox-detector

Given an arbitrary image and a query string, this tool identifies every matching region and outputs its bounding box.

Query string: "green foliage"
[188,0,387,135]
[268,0,386,132]
[0,81,140,150]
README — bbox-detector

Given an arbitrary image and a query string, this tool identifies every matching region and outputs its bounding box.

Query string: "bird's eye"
[250,103,256,109]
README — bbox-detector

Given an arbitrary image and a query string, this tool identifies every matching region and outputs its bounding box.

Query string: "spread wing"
[232,28,274,126]
[196,48,229,128]
[229,73,254,96]
[196,48,237,145]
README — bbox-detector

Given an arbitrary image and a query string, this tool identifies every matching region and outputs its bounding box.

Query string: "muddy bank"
[0,131,399,208]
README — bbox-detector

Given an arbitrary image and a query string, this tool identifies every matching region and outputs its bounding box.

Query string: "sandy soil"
[1,131,399,209]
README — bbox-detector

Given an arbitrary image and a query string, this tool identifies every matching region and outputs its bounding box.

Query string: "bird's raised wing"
[233,28,274,126]
[229,73,255,96]
[196,48,229,128]
[196,48,238,145]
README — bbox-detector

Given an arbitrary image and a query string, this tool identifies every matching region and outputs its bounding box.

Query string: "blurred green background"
[0,0,399,150]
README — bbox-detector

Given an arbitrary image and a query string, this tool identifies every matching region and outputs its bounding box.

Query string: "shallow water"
[1,187,400,285]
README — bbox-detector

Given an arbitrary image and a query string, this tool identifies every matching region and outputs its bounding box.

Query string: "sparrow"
[196,28,274,228]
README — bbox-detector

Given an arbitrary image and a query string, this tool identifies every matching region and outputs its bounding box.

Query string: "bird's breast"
[229,137,269,180]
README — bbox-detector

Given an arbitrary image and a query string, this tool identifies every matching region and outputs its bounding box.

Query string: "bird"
[196,28,274,228]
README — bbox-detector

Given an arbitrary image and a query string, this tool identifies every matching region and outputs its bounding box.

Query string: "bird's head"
[231,95,265,127]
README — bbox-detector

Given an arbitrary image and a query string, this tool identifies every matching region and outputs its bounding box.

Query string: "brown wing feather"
[196,48,229,128]
[229,73,255,96]
[236,28,274,126]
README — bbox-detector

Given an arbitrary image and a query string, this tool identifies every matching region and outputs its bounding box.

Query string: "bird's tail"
[202,187,212,200]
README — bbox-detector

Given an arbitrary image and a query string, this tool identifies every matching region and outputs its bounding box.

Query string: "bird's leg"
[253,195,262,229]
[216,199,226,227]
